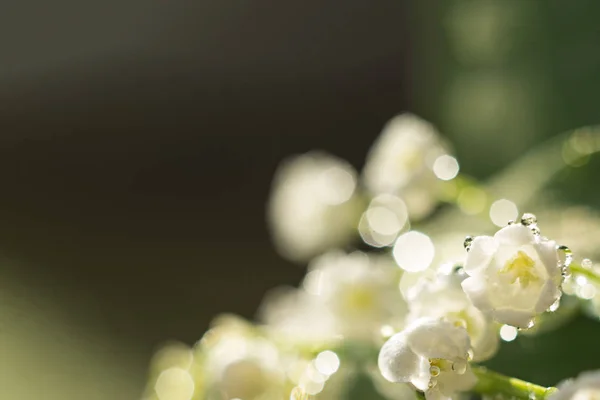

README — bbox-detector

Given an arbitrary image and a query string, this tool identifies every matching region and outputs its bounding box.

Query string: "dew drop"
[530,226,541,236]
[467,349,474,361]
[526,319,536,329]
[451,360,467,374]
[521,213,537,226]
[428,380,437,389]
[464,236,474,251]
[582,258,593,269]
[429,366,441,377]
[507,220,515,225]
[557,245,573,268]
[547,298,560,312]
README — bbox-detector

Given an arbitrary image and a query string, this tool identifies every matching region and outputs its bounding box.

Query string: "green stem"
[472,366,557,400]
[570,263,600,286]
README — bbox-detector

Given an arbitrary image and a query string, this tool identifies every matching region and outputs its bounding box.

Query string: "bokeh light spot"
[433,155,460,181]
[499,325,518,342]
[155,368,195,400]
[489,199,518,227]
[314,351,340,376]
[393,231,435,272]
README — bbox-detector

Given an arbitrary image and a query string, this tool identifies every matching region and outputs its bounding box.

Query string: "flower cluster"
[143,114,600,400]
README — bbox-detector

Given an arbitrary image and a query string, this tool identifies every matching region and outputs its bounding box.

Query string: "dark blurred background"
[2,1,600,399]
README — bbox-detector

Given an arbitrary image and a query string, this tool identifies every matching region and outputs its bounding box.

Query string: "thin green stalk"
[570,263,600,286]
[472,366,557,400]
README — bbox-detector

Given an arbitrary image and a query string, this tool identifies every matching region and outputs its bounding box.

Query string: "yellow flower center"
[500,250,539,288]
[343,287,375,312]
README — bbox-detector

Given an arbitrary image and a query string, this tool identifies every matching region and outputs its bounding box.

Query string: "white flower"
[258,285,339,346]
[406,273,499,362]
[378,318,476,400]
[550,370,600,400]
[260,251,407,343]
[304,251,408,340]
[267,151,363,262]
[363,114,454,220]
[461,223,562,328]
[199,316,286,400]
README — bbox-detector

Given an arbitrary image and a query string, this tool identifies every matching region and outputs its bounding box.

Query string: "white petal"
[464,236,498,275]
[494,224,534,246]
[472,323,500,362]
[491,309,534,329]
[425,387,451,400]
[551,370,600,400]
[534,280,561,313]
[378,333,422,383]
[437,366,478,394]
[534,239,560,279]
[405,319,470,361]
[461,277,494,312]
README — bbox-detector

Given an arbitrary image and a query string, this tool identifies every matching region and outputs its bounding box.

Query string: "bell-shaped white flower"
[549,370,600,400]
[461,223,562,328]
[363,114,454,220]
[260,251,407,343]
[378,318,476,400]
[406,272,499,362]
[267,151,363,262]
[304,251,408,340]
[199,316,286,400]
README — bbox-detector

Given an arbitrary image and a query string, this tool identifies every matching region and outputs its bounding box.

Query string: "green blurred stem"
[472,366,557,400]
[570,263,600,285]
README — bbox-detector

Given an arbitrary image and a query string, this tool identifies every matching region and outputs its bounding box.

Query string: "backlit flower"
[363,114,454,220]
[461,223,563,328]
[406,273,498,362]
[549,370,600,400]
[268,151,363,262]
[378,318,476,400]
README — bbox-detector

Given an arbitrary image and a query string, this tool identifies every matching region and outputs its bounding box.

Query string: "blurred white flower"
[258,285,339,346]
[143,342,202,400]
[405,272,498,362]
[198,316,287,400]
[378,318,476,400]
[363,114,454,220]
[304,251,408,341]
[550,370,600,400]
[461,223,562,328]
[260,251,407,343]
[268,151,363,262]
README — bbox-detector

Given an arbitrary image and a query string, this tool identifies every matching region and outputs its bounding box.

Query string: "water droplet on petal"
[428,380,437,389]
[582,258,593,269]
[557,245,573,268]
[451,360,467,374]
[530,226,541,236]
[521,213,537,226]
[467,349,474,361]
[526,319,535,329]
[547,298,561,312]
[464,236,474,251]
[429,366,441,377]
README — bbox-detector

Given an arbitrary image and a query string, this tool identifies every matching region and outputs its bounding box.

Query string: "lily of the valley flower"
[549,370,600,400]
[267,151,363,262]
[260,251,408,343]
[406,272,499,362]
[199,316,286,400]
[461,223,563,328]
[378,318,476,400]
[363,114,454,220]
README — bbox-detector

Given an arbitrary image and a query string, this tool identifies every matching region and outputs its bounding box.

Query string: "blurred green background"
[2,1,600,398]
